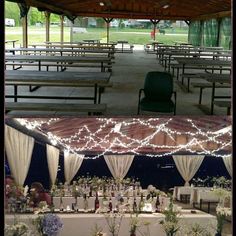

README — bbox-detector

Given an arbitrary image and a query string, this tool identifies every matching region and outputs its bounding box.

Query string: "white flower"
[216,205,231,217]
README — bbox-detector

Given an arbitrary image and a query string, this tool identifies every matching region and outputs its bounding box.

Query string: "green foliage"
[159,197,180,236]
[28,7,45,25]
[4,2,20,26]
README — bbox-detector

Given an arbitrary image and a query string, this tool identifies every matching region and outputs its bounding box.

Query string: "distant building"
[5,18,15,27]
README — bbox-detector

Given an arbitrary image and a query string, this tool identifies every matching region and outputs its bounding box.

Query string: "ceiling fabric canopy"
[5,117,231,158]
[7,0,231,20]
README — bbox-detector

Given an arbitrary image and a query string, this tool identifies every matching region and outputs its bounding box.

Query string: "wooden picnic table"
[174,57,231,78]
[5,47,115,58]
[5,70,111,104]
[116,41,133,53]
[5,40,19,48]
[173,41,192,46]
[44,41,117,46]
[30,44,116,52]
[160,51,231,72]
[5,55,112,72]
[83,39,100,43]
[198,73,231,115]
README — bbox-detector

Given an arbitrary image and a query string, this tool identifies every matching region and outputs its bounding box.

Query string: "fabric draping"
[173,155,205,186]
[5,125,35,186]
[222,156,232,177]
[104,155,134,180]
[46,144,60,185]
[64,151,84,184]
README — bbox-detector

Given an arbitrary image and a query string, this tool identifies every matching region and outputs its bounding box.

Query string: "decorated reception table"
[5,210,217,236]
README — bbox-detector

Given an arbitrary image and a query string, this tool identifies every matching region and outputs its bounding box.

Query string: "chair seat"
[140,97,175,113]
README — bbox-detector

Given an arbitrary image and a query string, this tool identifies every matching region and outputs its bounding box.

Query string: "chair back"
[144,71,173,101]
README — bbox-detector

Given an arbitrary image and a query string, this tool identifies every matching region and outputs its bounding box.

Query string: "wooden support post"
[60,15,64,43]
[200,20,204,46]
[103,18,113,43]
[216,18,222,47]
[187,21,191,43]
[150,19,160,41]
[22,15,28,48]
[45,11,51,43]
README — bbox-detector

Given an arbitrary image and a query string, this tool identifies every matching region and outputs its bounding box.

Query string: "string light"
[14,118,231,159]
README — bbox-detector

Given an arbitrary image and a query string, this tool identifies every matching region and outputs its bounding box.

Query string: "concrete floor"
[5,48,231,116]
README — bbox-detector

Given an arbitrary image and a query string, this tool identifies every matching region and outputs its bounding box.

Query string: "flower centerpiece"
[159,197,180,236]
[5,221,29,236]
[104,212,124,236]
[215,204,231,236]
[32,213,63,236]
[186,223,212,236]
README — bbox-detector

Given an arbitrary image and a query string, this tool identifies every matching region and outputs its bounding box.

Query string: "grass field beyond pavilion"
[5,26,188,46]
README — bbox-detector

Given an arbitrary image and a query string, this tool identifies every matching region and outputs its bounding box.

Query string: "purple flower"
[41,214,63,236]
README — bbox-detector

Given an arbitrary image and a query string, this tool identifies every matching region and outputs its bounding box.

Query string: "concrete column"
[60,15,64,43]
[45,11,51,43]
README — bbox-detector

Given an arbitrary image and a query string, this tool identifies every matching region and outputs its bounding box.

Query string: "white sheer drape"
[64,151,84,184]
[104,155,134,180]
[173,155,205,186]
[46,144,60,185]
[222,156,232,177]
[5,125,35,186]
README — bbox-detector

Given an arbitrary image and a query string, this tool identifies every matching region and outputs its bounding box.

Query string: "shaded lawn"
[5,26,188,46]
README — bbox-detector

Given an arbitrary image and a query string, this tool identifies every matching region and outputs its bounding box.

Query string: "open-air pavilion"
[4,116,232,235]
[4,0,232,116]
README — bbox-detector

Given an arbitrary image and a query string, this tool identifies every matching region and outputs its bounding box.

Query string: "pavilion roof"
[5,117,232,157]
[7,0,231,20]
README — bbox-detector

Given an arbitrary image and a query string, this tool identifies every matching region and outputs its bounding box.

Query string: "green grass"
[5,26,188,46]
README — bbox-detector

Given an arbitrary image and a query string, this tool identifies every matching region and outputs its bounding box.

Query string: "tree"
[4,2,21,26]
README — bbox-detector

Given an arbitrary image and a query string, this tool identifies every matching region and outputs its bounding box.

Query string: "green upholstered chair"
[137,71,176,115]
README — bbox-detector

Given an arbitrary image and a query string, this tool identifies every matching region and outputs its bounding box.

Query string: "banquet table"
[190,188,220,205]
[5,210,217,236]
[173,186,193,202]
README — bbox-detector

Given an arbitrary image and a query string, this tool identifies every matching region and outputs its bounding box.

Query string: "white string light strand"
[14,118,231,159]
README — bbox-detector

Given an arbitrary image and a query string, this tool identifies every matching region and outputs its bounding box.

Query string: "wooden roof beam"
[25,0,76,17]
[192,10,231,20]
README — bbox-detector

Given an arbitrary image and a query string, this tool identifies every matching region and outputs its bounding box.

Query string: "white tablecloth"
[173,186,193,201]
[190,188,220,205]
[5,210,217,236]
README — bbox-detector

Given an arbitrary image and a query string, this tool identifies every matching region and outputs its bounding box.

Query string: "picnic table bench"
[5,70,112,104]
[190,73,231,114]
[174,57,231,82]
[5,55,113,72]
